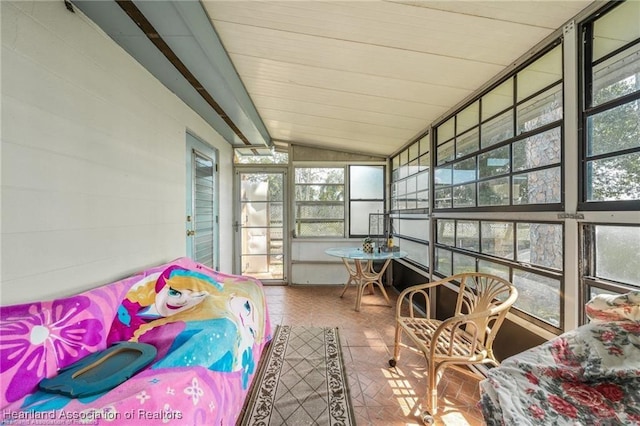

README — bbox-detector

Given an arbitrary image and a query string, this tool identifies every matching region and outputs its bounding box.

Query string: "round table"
[325,247,408,311]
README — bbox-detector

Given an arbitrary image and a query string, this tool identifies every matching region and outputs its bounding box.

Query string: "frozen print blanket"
[1,257,271,425]
[479,319,640,425]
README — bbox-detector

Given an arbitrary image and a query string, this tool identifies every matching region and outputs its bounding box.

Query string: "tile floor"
[262,284,485,426]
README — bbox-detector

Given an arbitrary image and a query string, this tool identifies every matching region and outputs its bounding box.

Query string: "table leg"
[339,257,358,298]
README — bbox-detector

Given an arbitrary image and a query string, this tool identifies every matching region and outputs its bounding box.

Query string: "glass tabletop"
[325,247,408,260]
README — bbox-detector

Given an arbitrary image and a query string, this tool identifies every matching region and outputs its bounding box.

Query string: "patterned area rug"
[239,325,355,425]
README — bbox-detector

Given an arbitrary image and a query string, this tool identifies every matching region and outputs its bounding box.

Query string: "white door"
[234,168,287,283]
[186,133,218,269]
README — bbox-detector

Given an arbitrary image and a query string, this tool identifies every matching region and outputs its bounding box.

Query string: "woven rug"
[239,325,355,425]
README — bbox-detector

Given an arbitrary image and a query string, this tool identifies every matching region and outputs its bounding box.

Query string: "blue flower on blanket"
[241,347,255,389]
[0,296,103,403]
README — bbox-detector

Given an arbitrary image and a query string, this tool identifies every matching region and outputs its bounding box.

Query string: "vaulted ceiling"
[74,0,597,157]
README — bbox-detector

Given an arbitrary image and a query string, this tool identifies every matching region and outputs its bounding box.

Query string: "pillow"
[585,290,640,323]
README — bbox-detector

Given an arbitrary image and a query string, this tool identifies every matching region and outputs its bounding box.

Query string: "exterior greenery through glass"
[434,44,563,211]
[581,1,640,207]
[579,1,640,323]
[294,166,385,237]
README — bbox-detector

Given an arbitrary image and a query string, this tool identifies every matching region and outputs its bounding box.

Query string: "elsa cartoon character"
[107,265,266,387]
[152,278,266,388]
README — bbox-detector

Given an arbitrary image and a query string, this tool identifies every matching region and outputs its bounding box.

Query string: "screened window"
[582,1,640,206]
[294,167,345,237]
[434,44,563,210]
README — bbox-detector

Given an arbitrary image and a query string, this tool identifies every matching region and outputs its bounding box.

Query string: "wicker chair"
[388,273,518,425]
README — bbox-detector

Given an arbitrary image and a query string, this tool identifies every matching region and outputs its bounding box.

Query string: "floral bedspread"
[0,257,271,425]
[479,320,640,425]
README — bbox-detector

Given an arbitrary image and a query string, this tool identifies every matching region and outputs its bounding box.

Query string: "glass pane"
[457,101,479,133]
[592,43,640,107]
[453,157,477,184]
[295,185,344,201]
[399,164,409,180]
[513,167,561,205]
[587,152,640,202]
[297,204,343,219]
[417,171,429,191]
[481,110,513,148]
[350,165,384,199]
[392,155,400,171]
[457,128,479,158]
[587,99,640,157]
[482,79,514,120]
[479,145,510,178]
[437,219,455,246]
[350,201,384,235]
[418,152,430,170]
[435,165,452,186]
[396,179,407,197]
[517,84,563,134]
[513,269,561,327]
[420,135,430,155]
[295,167,343,184]
[406,175,417,194]
[453,183,476,208]
[478,260,510,281]
[453,252,476,274]
[595,225,640,286]
[437,140,455,165]
[435,188,452,209]
[593,1,640,62]
[435,248,452,276]
[513,127,561,171]
[517,45,562,101]
[408,158,419,176]
[481,222,514,259]
[478,177,510,206]
[416,190,429,208]
[297,221,343,237]
[517,223,563,270]
[456,220,479,251]
[409,143,420,161]
[438,117,455,144]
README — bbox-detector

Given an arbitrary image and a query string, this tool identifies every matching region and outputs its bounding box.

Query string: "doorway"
[235,169,287,283]
[186,133,219,270]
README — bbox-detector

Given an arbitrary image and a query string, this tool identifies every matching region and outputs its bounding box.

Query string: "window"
[349,165,384,236]
[294,167,345,237]
[390,134,431,267]
[580,224,640,323]
[294,165,384,237]
[434,45,563,210]
[582,1,640,207]
[435,218,564,329]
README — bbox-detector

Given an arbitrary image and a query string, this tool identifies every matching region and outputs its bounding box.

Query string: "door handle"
[186,230,195,236]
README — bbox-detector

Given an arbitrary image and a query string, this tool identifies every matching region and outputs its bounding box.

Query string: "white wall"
[0,1,234,304]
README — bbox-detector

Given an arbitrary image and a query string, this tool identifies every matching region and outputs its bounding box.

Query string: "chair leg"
[389,324,402,367]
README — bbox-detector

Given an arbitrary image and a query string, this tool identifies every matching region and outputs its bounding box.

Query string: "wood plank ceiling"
[201,0,594,157]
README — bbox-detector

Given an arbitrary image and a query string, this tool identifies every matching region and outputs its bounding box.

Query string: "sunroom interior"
[2,0,639,366]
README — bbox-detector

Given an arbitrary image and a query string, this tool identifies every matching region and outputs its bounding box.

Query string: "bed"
[0,257,271,425]
[479,291,640,425]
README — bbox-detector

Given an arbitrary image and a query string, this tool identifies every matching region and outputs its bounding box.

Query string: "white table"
[325,247,408,311]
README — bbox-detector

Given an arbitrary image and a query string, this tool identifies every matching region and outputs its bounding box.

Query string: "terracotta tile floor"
[262,285,485,426]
